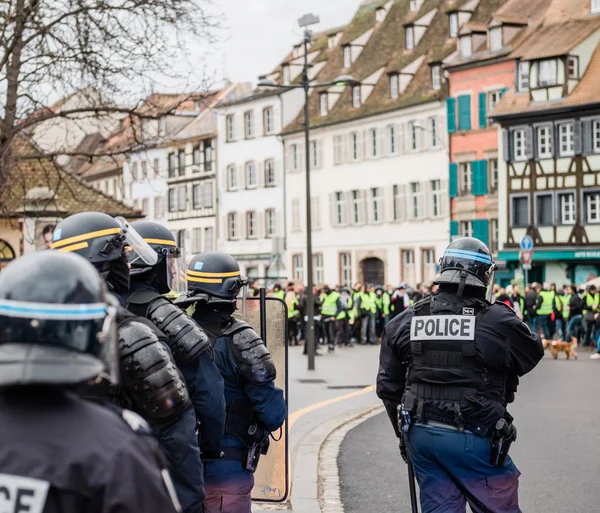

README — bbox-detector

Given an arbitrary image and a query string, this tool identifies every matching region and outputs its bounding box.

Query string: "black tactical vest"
[403,295,506,435]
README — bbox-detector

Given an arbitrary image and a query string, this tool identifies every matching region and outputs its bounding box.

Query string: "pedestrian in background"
[336,287,353,347]
[355,284,377,345]
[390,284,410,320]
[533,283,554,339]
[286,288,300,346]
[582,285,599,348]
[524,283,538,328]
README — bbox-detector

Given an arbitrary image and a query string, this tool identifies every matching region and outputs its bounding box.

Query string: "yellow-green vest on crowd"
[359,292,376,314]
[274,289,285,300]
[560,294,571,320]
[337,296,353,320]
[287,298,299,319]
[537,290,555,316]
[583,293,599,315]
[321,291,340,317]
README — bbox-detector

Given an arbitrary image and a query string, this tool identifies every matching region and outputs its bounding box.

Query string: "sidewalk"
[253,343,382,513]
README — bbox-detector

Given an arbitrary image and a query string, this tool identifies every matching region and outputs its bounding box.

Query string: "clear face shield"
[95,293,120,384]
[165,247,188,295]
[114,216,158,267]
[486,264,499,303]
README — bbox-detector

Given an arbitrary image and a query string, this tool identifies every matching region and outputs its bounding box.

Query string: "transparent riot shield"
[235,294,289,502]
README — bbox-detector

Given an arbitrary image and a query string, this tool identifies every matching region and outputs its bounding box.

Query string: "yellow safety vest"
[321,291,340,317]
[537,291,554,316]
[560,294,571,320]
[287,298,299,319]
[583,293,599,315]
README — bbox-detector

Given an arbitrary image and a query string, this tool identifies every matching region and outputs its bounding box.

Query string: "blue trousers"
[203,459,254,513]
[533,315,551,339]
[406,424,521,513]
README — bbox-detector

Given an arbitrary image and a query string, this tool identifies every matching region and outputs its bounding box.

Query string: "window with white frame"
[352,86,361,108]
[449,12,458,37]
[371,187,383,222]
[192,228,202,253]
[559,193,576,225]
[265,209,276,237]
[343,45,351,68]
[585,192,600,223]
[282,65,290,85]
[192,146,201,167]
[460,221,473,237]
[459,162,472,194]
[334,135,344,164]
[351,190,362,224]
[244,111,254,138]
[320,93,328,116]
[431,180,442,217]
[227,164,238,190]
[376,7,386,21]
[246,211,257,238]
[311,196,321,230]
[341,252,352,286]
[177,186,186,211]
[518,61,530,91]
[593,120,600,153]
[430,117,438,147]
[568,56,579,79]
[334,191,347,225]
[313,254,324,284]
[539,59,558,87]
[431,65,441,90]
[488,90,503,112]
[204,227,214,252]
[410,122,418,151]
[204,141,213,171]
[559,122,574,156]
[310,140,319,169]
[514,129,527,161]
[328,35,336,49]
[422,249,436,283]
[350,132,359,161]
[178,150,185,176]
[460,36,472,58]
[537,125,553,158]
[388,124,397,154]
[228,213,239,240]
[489,158,498,191]
[390,74,399,99]
[226,115,235,141]
[264,107,274,134]
[292,198,301,231]
[489,27,502,51]
[154,196,164,218]
[401,250,415,285]
[593,0,600,14]
[293,254,304,282]
[405,26,414,50]
[370,128,379,158]
[265,159,276,186]
[410,182,422,218]
[290,143,299,171]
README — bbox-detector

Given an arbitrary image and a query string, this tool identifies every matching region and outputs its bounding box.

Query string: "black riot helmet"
[183,251,248,301]
[0,251,119,386]
[129,221,187,295]
[51,212,157,293]
[434,237,497,296]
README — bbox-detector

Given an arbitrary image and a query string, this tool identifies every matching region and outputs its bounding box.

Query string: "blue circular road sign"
[520,235,534,251]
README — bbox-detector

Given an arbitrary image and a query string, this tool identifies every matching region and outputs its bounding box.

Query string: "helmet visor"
[114,217,158,266]
[166,249,188,294]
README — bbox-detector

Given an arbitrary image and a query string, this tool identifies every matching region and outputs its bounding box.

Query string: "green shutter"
[478,92,487,128]
[472,219,489,247]
[458,95,471,131]
[500,87,508,97]
[449,163,458,198]
[472,159,488,196]
[450,220,459,238]
[447,98,456,133]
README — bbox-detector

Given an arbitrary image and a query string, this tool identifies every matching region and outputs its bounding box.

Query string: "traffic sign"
[520,235,534,251]
[520,250,533,265]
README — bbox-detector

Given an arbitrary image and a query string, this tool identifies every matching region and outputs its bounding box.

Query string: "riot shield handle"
[259,287,267,345]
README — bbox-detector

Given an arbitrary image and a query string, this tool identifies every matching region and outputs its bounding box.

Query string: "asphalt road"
[338,352,600,513]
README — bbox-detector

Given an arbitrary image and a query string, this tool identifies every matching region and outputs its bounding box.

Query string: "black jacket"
[376,290,543,438]
[0,388,179,513]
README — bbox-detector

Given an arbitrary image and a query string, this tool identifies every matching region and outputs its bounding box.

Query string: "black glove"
[399,437,408,465]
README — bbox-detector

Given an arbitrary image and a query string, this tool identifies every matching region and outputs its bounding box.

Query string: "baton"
[407,456,419,513]
[259,287,267,345]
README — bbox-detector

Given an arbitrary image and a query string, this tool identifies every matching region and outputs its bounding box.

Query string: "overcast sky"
[210,0,359,84]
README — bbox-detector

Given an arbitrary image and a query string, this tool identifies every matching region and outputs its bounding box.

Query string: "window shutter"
[447,98,456,133]
[239,213,246,240]
[398,123,405,154]
[235,115,244,141]
[574,120,582,156]
[317,140,324,169]
[346,135,353,161]
[345,191,353,225]
[503,129,511,162]
[458,95,471,131]
[425,180,434,219]
[525,126,534,159]
[377,129,384,158]
[299,142,306,172]
[274,159,282,185]
[479,160,488,195]
[386,186,396,221]
[357,132,364,161]
[582,120,592,156]
[223,215,229,240]
[478,92,487,128]
[360,190,367,224]
[449,163,458,198]
[471,160,480,195]
[472,219,489,246]
[398,184,407,220]
[450,220,459,238]
[237,165,244,189]
[329,192,337,226]
[367,190,375,223]
[440,179,449,216]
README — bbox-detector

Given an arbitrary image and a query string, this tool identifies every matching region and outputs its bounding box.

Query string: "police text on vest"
[0,474,49,513]
[411,315,475,340]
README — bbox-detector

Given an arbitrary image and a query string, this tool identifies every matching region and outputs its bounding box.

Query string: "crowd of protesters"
[248,281,437,353]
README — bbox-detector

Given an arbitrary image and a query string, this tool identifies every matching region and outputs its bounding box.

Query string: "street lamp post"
[258,13,358,370]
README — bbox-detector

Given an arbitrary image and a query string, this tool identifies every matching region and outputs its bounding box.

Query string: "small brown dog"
[543,338,578,360]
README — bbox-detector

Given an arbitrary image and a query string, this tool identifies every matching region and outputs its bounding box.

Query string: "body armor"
[127,289,211,366]
[403,295,506,435]
[222,319,276,384]
[117,313,190,422]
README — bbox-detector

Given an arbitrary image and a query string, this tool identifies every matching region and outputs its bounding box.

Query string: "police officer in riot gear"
[377,238,544,513]
[50,212,204,513]
[123,221,226,460]
[0,251,180,513]
[176,251,287,513]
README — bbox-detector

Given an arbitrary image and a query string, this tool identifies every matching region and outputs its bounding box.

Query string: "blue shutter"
[473,159,488,196]
[472,219,489,247]
[447,98,456,133]
[450,220,459,238]
[478,92,487,128]
[449,163,458,198]
[458,95,471,131]
[471,160,480,195]
[500,87,508,97]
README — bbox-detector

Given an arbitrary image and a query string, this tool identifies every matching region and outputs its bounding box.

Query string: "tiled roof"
[282,0,507,134]
[493,0,552,24]
[543,0,594,25]
[2,139,140,218]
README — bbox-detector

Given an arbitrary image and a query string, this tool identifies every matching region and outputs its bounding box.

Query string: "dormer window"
[410,0,423,11]
[592,0,600,15]
[431,65,441,90]
[343,45,351,68]
[282,65,290,85]
[449,12,458,37]
[405,26,415,50]
[158,117,166,137]
[352,86,361,108]
[376,7,386,22]
[389,74,399,99]
[518,61,530,91]
[568,56,579,79]
[539,59,558,87]
[489,27,502,51]
[293,45,301,58]
[460,36,472,57]
[328,34,336,49]
[320,93,328,116]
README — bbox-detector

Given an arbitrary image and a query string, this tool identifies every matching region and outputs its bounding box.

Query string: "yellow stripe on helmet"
[56,241,89,252]
[50,227,120,249]
[144,238,177,246]
[187,270,241,278]
[187,275,223,284]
